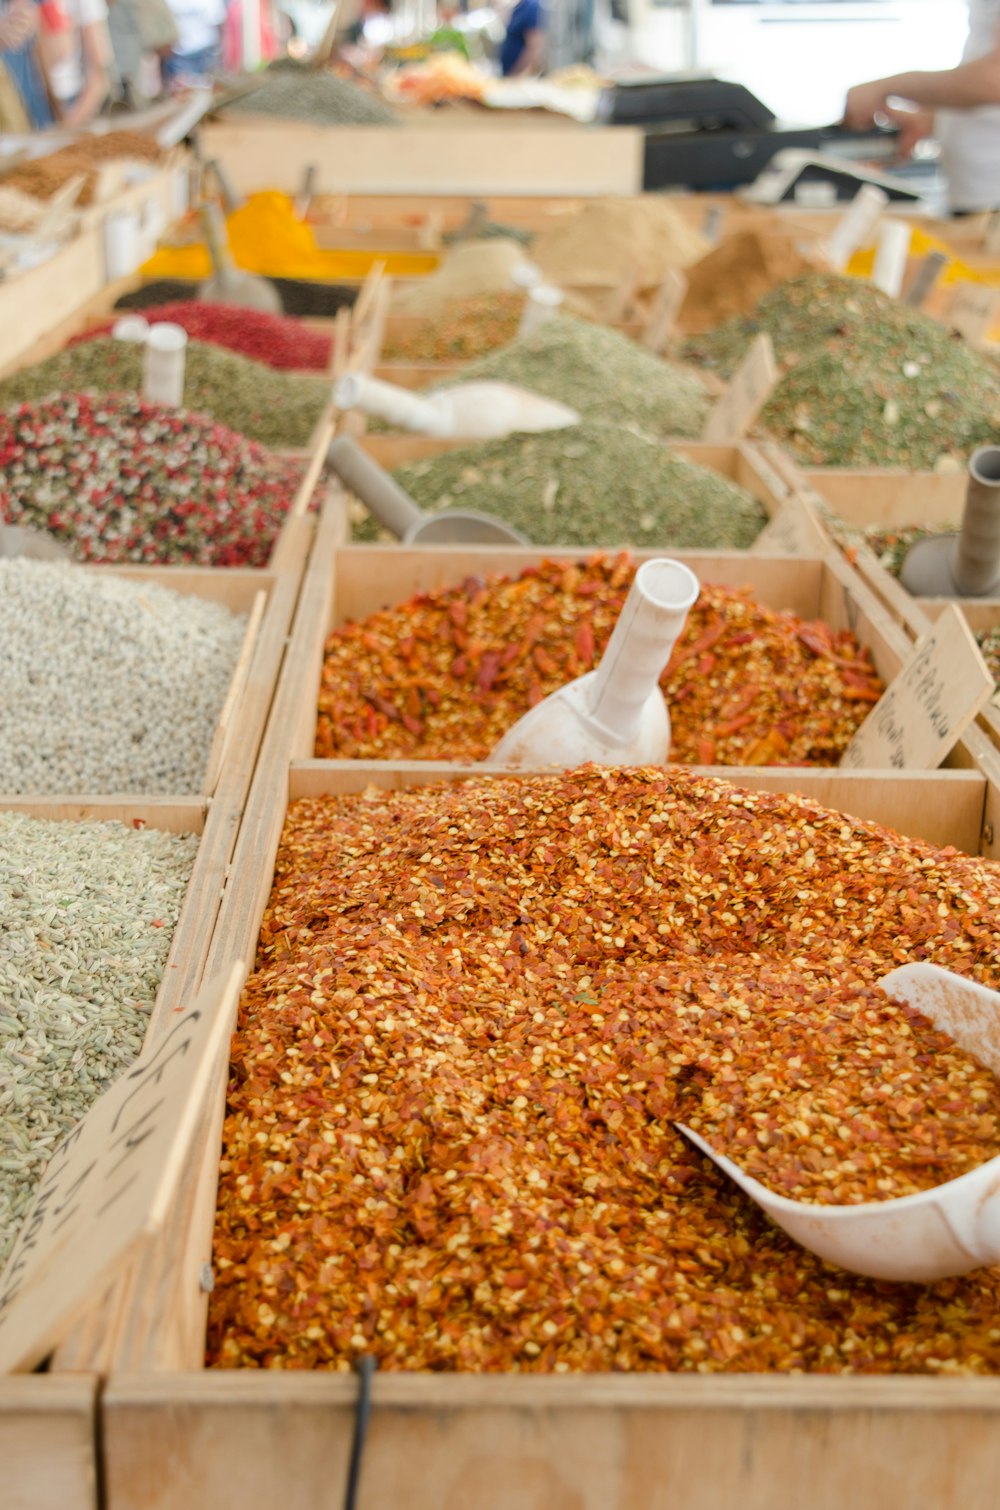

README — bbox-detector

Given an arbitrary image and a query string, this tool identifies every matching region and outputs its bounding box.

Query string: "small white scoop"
[334,371,580,441]
[488,558,700,769]
[678,963,1000,1283]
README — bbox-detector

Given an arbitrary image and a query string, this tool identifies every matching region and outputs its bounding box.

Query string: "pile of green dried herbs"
[447,316,710,439]
[0,337,328,449]
[383,422,766,549]
[220,67,398,126]
[684,273,1000,468]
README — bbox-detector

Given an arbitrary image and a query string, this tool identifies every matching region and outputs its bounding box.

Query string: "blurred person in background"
[39,0,114,124]
[0,0,53,125]
[162,0,224,84]
[499,0,544,75]
[844,0,1000,212]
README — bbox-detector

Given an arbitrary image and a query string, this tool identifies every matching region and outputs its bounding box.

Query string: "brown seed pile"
[315,554,882,765]
[208,767,1000,1374]
[4,130,163,206]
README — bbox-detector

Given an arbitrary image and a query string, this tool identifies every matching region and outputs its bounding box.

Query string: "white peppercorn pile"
[0,561,247,795]
[0,812,197,1262]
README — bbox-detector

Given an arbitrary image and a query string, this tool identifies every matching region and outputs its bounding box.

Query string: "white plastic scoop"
[334,371,580,441]
[678,963,1000,1283]
[488,558,700,768]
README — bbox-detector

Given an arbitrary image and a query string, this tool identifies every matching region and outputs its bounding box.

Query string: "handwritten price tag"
[702,333,778,443]
[0,964,244,1373]
[950,282,1000,345]
[840,605,993,770]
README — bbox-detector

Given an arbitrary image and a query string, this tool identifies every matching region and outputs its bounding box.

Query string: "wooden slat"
[3,1374,99,1510]
[103,1371,1000,1510]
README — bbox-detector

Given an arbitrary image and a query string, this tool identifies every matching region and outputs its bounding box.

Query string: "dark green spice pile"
[684,273,1000,468]
[220,69,398,125]
[445,316,710,440]
[0,337,329,449]
[384,422,766,549]
[114,278,359,317]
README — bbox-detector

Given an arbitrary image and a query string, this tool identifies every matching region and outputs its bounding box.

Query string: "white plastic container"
[112,315,150,343]
[142,323,188,408]
[103,210,142,281]
[518,283,564,339]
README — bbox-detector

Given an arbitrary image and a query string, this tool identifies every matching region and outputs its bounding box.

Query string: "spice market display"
[0,394,303,564]
[684,272,1000,468]
[0,812,197,1263]
[0,338,329,449]
[443,316,711,439]
[381,290,525,361]
[208,766,1000,1373]
[113,278,360,318]
[0,561,247,795]
[382,427,766,548]
[315,554,882,764]
[1,129,164,207]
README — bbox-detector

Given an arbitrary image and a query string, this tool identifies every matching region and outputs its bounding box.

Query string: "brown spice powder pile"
[676,231,814,336]
[315,555,882,766]
[5,130,163,206]
[208,768,1000,1374]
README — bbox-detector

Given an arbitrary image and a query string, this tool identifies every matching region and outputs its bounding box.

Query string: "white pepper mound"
[0,812,198,1261]
[0,561,247,794]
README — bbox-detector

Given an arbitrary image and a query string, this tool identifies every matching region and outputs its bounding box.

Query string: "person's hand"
[0,0,39,50]
[885,101,935,159]
[844,80,891,128]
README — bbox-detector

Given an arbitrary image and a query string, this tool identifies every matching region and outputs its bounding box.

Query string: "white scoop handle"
[334,373,452,436]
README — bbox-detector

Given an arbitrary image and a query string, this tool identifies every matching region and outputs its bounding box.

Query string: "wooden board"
[2,1374,98,1510]
[200,120,645,198]
[802,468,967,531]
[103,1371,1000,1510]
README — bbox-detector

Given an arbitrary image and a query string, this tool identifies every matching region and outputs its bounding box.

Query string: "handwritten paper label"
[703,333,777,443]
[34,173,85,242]
[950,282,1000,345]
[840,605,993,770]
[640,268,687,356]
[0,964,243,1373]
[822,184,889,273]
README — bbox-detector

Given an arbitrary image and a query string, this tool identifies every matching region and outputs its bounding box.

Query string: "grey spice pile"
[0,336,329,450]
[0,561,246,795]
[221,66,398,126]
[0,812,197,1262]
[448,316,710,440]
[387,422,766,549]
[684,272,1000,468]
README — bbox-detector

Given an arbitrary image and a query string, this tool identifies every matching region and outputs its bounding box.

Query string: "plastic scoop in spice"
[487,557,699,768]
[334,371,580,440]
[678,963,1000,1283]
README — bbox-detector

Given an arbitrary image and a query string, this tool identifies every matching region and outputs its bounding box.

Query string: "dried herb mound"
[385,424,764,550]
[220,69,398,125]
[74,302,333,371]
[381,291,525,362]
[449,316,710,439]
[315,553,881,763]
[0,393,303,565]
[684,272,1000,468]
[208,767,1000,1374]
[0,337,329,449]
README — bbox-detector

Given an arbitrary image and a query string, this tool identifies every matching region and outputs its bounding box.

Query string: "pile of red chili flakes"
[208,767,1000,1375]
[314,554,883,765]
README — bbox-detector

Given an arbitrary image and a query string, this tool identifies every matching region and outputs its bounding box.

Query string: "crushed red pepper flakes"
[315,554,883,766]
[71,302,334,372]
[208,767,1000,1376]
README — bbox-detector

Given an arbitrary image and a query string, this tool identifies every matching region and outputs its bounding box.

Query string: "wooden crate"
[0,157,188,379]
[97,745,1000,1508]
[802,467,967,533]
[0,793,209,1510]
[199,116,644,200]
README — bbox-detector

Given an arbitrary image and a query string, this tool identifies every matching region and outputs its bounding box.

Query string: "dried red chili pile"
[71,302,334,372]
[315,554,882,766]
[208,768,1000,1374]
[381,291,525,362]
[0,393,303,565]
